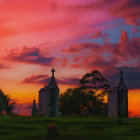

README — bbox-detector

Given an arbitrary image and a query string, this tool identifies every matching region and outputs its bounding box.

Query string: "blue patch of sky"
[87,18,140,44]
[63,19,140,51]
[87,19,125,44]
[88,38,104,45]
[104,24,140,44]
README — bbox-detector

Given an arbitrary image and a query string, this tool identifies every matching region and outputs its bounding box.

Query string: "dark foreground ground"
[0,116,140,140]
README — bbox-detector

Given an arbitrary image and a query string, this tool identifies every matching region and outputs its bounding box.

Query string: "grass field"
[0,116,140,140]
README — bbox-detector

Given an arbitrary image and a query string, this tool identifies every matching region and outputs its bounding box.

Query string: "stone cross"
[51,68,55,78]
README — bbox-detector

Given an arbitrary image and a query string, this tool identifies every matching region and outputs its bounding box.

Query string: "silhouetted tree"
[0,89,15,115]
[59,70,110,116]
[80,70,110,91]
[60,88,88,115]
[59,87,108,116]
[79,70,110,101]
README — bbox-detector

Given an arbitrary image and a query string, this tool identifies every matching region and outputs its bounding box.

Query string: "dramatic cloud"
[114,37,140,63]
[63,30,140,67]
[21,74,80,86]
[110,0,140,25]
[4,47,55,66]
[81,56,117,74]
[21,74,50,84]
[62,42,101,53]
[62,30,140,89]
[57,77,80,86]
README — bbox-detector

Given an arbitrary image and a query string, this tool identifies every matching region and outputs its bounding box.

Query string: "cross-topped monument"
[51,68,55,78]
[38,68,59,117]
[108,70,128,118]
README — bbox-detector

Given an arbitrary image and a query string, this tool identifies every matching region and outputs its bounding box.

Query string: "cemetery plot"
[0,116,139,140]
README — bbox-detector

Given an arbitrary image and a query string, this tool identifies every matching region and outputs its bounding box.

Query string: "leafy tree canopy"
[59,70,110,116]
[0,89,15,115]
[79,70,110,94]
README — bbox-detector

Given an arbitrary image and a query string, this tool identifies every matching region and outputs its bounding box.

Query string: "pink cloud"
[62,30,140,73]
[77,56,117,75]
[119,29,129,43]
[91,30,108,39]
[21,74,80,86]
[110,0,140,25]
[4,47,56,66]
[132,27,140,35]
[21,74,49,85]
[62,44,83,53]
[114,30,140,62]
[62,42,101,53]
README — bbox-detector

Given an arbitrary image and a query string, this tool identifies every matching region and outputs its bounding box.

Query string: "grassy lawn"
[0,116,140,140]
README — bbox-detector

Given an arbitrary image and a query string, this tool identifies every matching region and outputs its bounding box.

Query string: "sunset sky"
[0,0,140,116]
